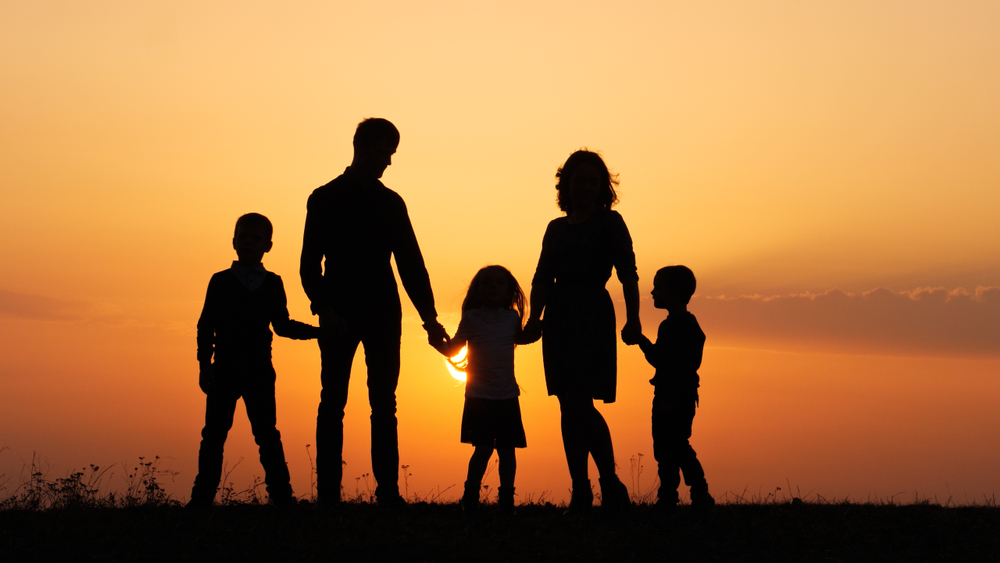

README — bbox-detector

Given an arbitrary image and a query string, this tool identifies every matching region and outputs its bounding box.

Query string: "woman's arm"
[620,277,642,344]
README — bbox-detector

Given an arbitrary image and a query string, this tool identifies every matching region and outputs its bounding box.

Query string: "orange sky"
[2,1,999,504]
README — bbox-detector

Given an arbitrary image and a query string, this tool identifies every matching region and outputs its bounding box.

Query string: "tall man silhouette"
[301,118,448,506]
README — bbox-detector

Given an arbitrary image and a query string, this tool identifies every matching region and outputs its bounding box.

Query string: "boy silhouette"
[300,118,447,507]
[635,265,714,511]
[189,213,320,509]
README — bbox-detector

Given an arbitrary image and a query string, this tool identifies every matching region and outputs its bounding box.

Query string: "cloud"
[0,290,91,321]
[691,286,1000,357]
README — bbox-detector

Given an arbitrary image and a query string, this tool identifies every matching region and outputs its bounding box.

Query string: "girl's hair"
[462,265,527,326]
[554,149,620,214]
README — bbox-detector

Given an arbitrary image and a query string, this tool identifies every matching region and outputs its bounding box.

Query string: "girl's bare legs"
[463,445,493,513]
[497,446,516,512]
[497,446,516,489]
[467,445,494,485]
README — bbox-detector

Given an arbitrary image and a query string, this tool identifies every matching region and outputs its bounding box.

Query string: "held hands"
[423,320,449,350]
[199,364,214,395]
[522,318,543,344]
[620,320,642,346]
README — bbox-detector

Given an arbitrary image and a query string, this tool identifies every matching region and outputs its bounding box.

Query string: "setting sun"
[444,345,468,383]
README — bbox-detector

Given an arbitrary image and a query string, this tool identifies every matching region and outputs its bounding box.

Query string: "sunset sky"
[2,1,999,505]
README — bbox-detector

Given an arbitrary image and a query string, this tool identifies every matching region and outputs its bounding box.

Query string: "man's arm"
[390,198,446,346]
[300,191,327,315]
[270,276,322,340]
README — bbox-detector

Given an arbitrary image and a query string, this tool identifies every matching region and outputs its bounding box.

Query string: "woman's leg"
[557,394,591,483]
[586,403,618,480]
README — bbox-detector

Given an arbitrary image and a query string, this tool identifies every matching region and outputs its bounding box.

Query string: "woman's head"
[463,265,526,323]
[555,149,619,214]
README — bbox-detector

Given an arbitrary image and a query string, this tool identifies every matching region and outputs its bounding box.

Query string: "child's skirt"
[461,397,527,448]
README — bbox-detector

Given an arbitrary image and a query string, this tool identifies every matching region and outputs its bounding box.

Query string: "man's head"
[652,265,697,311]
[233,213,273,265]
[351,118,400,180]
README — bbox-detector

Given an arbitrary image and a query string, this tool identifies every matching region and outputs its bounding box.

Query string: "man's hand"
[620,320,642,345]
[199,365,214,395]
[318,307,348,339]
[423,321,449,349]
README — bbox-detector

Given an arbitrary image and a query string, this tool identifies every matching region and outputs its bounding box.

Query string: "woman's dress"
[531,209,638,403]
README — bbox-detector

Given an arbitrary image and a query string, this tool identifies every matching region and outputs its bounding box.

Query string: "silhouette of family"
[189,118,713,513]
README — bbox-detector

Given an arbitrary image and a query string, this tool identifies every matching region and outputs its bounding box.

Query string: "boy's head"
[652,265,696,311]
[233,213,273,265]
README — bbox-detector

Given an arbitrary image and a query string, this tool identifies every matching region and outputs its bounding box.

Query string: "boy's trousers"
[191,362,292,502]
[652,390,708,503]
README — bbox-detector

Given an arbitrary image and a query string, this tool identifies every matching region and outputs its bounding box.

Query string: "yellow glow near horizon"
[445,346,468,383]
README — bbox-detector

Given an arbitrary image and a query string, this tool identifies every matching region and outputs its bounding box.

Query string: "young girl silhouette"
[435,265,539,514]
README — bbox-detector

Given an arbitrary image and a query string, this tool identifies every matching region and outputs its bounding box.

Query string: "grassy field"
[3,500,999,562]
[2,458,998,561]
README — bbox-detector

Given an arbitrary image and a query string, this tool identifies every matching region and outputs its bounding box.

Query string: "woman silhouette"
[524,149,641,511]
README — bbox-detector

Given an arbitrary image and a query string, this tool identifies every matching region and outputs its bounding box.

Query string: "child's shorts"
[461,397,527,448]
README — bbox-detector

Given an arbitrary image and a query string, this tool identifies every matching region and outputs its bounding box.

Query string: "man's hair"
[353,118,400,150]
[655,265,697,304]
[234,212,273,239]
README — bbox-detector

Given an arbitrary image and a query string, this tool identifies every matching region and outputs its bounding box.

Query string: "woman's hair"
[554,149,619,214]
[462,265,527,326]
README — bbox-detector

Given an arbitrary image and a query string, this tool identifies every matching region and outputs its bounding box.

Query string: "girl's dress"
[454,307,527,448]
[531,208,638,403]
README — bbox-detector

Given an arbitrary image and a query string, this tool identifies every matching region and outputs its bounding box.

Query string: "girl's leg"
[496,447,516,490]
[466,445,494,486]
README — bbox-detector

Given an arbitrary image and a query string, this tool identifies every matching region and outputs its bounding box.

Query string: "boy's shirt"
[639,311,705,394]
[197,263,319,366]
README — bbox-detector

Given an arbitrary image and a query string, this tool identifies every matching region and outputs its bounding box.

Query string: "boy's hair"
[655,265,697,304]
[554,149,619,214]
[462,265,527,326]
[234,213,273,240]
[353,118,400,150]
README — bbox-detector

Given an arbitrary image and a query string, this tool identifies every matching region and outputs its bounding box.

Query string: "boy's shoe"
[185,497,213,511]
[599,477,631,512]
[376,493,407,509]
[654,497,678,514]
[269,494,298,509]
[691,493,716,512]
[564,480,593,515]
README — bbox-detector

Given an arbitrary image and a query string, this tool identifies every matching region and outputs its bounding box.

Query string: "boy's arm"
[196,276,219,394]
[270,276,322,340]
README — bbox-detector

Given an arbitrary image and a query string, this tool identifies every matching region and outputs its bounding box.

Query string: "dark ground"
[3,501,998,562]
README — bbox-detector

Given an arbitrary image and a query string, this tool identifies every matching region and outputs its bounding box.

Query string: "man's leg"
[243,366,293,503]
[362,322,402,502]
[317,333,361,504]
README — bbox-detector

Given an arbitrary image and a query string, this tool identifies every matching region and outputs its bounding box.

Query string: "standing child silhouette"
[433,266,539,514]
[633,265,714,511]
[189,213,320,509]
